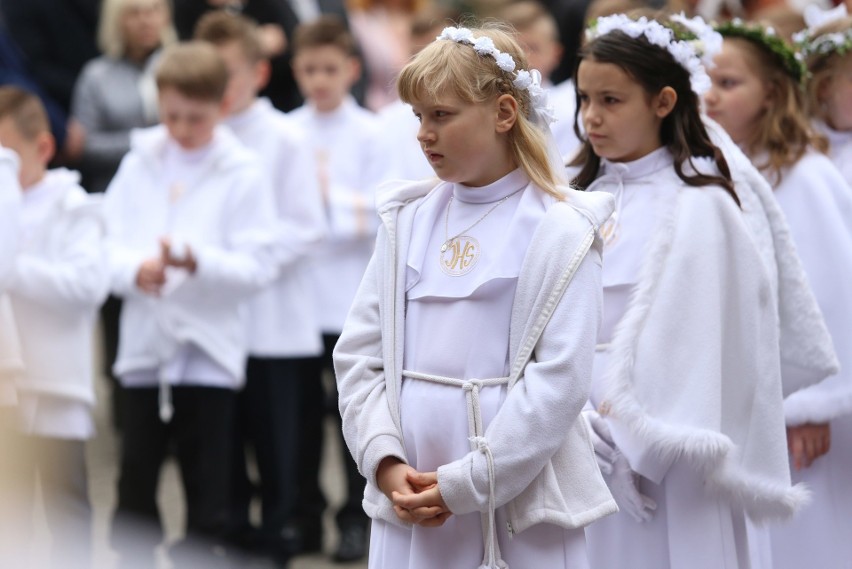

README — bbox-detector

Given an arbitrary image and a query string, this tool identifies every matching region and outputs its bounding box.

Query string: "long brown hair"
[569,29,739,205]
[726,37,827,184]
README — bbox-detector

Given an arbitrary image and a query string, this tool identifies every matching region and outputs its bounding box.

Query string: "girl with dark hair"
[706,17,852,569]
[570,14,806,569]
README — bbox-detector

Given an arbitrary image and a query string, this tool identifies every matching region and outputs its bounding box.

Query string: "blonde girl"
[798,8,852,186]
[334,23,617,569]
[706,18,852,569]
[570,14,805,569]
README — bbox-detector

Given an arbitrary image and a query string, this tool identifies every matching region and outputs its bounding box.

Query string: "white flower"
[804,3,848,30]
[439,27,473,44]
[495,52,516,72]
[472,36,496,55]
[513,69,533,89]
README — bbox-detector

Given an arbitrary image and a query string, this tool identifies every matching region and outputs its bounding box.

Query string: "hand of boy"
[160,237,197,274]
[788,423,831,470]
[135,258,166,295]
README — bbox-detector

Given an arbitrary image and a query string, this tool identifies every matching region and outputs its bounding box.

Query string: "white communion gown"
[367,169,588,569]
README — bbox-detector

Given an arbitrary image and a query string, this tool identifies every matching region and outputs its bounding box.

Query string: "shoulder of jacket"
[557,186,616,229]
[376,178,442,213]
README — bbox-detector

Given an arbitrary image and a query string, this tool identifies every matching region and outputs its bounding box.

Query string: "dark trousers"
[111,385,236,564]
[0,433,91,569]
[230,356,302,539]
[292,334,367,535]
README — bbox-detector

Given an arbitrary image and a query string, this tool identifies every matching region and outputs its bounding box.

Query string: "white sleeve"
[272,136,328,269]
[334,237,408,486]
[192,169,279,297]
[102,156,148,298]
[7,199,109,309]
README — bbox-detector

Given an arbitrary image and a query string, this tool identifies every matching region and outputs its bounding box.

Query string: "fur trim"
[784,385,852,426]
[601,190,807,521]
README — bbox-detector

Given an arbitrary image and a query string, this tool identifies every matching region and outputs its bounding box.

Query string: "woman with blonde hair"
[71,0,176,194]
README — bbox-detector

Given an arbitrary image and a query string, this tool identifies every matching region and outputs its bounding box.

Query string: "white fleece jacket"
[334,178,618,535]
[104,125,278,386]
[7,170,108,406]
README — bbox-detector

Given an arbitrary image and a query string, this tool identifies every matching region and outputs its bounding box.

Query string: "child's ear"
[36,131,55,166]
[654,86,677,119]
[495,94,518,133]
[347,56,362,85]
[255,59,271,92]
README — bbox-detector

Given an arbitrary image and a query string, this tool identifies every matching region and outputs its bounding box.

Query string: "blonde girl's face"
[576,59,666,163]
[821,55,852,131]
[704,40,771,145]
[412,92,514,187]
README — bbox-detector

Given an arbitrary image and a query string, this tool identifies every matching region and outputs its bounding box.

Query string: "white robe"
[766,152,852,569]
[288,97,384,333]
[548,79,582,162]
[368,170,589,569]
[583,148,800,569]
[816,121,852,187]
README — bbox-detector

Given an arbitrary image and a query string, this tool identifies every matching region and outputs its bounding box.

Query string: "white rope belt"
[402,370,510,569]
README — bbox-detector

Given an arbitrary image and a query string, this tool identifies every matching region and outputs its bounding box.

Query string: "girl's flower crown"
[793,5,852,60]
[435,27,556,125]
[585,13,722,95]
[715,19,808,84]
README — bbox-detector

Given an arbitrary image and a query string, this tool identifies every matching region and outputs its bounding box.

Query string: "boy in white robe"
[285,15,384,562]
[103,42,277,568]
[194,11,327,562]
[0,86,108,569]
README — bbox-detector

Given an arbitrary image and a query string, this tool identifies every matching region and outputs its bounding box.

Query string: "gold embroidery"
[439,235,480,276]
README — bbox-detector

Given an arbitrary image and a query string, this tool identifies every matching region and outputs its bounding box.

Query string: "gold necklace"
[438,187,524,277]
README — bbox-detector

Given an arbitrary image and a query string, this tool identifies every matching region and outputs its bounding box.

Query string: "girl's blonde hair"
[98,0,177,60]
[803,16,852,126]
[396,24,563,199]
[729,36,827,183]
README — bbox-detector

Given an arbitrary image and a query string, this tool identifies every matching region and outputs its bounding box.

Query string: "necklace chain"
[441,187,524,253]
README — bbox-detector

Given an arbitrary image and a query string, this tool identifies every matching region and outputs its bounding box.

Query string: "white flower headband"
[585,14,723,95]
[436,27,556,125]
[793,5,852,59]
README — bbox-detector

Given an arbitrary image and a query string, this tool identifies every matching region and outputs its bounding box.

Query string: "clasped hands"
[135,237,197,296]
[376,457,452,527]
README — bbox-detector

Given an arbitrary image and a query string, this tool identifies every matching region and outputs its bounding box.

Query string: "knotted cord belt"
[402,370,511,569]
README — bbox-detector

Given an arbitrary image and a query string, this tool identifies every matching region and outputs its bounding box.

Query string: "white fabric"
[582,147,805,569]
[371,171,589,569]
[585,149,758,569]
[816,121,852,187]
[334,176,617,540]
[226,98,327,357]
[704,118,839,398]
[377,100,435,182]
[289,96,384,333]
[549,79,582,162]
[763,152,852,569]
[0,146,21,406]
[104,125,278,388]
[6,170,107,440]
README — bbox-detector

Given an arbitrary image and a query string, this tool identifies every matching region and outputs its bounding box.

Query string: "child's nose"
[417,122,435,143]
